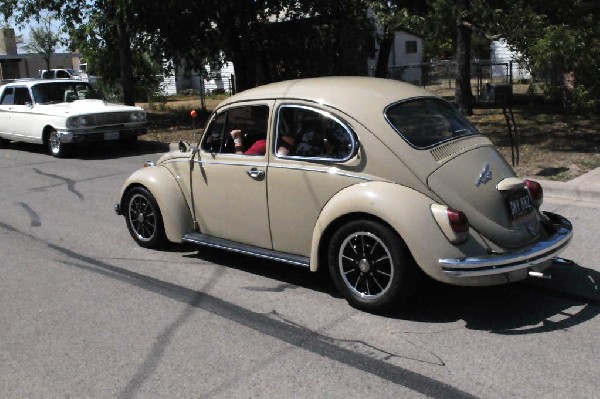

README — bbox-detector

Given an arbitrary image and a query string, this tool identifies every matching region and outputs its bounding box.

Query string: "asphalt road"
[1,141,598,399]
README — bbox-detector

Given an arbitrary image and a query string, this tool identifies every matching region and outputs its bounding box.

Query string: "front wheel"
[47,129,69,158]
[124,186,167,249]
[328,220,417,312]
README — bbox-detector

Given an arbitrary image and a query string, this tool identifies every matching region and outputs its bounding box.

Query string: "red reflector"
[447,208,469,233]
[525,179,543,202]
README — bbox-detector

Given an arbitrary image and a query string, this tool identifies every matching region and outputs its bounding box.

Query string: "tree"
[2,0,139,105]
[496,0,600,111]
[136,0,375,91]
[21,15,61,72]
[369,0,426,78]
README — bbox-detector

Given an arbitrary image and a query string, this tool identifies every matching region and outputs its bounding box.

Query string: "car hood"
[35,99,143,116]
[427,145,541,249]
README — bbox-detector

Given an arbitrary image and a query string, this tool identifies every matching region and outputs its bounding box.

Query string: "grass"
[140,94,600,182]
[470,103,600,180]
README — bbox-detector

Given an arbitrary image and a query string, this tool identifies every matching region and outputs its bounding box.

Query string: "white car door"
[0,86,37,142]
[9,86,38,142]
[0,86,16,138]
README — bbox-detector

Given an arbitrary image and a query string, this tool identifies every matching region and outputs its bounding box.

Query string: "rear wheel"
[124,186,167,248]
[46,129,69,158]
[328,220,417,312]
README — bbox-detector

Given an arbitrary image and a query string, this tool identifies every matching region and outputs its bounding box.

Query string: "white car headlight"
[130,111,146,123]
[66,117,78,128]
[66,116,90,129]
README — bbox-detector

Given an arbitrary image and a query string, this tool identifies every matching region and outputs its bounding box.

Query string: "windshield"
[385,98,479,149]
[31,82,100,104]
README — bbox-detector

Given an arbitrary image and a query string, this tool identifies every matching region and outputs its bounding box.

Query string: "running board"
[182,232,310,268]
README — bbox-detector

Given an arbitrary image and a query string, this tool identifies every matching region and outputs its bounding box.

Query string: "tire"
[328,220,417,312]
[0,136,7,148]
[46,129,69,158]
[124,186,167,249]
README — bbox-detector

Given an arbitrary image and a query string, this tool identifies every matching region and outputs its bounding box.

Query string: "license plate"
[507,191,533,219]
[104,132,119,140]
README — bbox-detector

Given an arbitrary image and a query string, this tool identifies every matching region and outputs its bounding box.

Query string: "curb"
[532,167,600,203]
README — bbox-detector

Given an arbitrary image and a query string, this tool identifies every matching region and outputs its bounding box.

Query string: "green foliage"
[3,0,600,112]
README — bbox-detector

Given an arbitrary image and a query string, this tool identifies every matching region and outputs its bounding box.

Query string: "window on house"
[405,40,418,54]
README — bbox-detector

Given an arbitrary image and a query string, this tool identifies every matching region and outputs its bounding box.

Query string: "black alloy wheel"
[328,220,417,312]
[124,186,167,248]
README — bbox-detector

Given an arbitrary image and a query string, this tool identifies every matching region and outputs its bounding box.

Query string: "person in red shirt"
[230,129,266,155]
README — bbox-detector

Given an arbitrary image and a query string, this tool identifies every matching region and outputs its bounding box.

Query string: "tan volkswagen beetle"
[115,77,572,311]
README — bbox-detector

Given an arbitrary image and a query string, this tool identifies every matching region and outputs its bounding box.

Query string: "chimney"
[0,28,18,55]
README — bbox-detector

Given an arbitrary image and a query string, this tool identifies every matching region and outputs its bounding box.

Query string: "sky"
[5,15,68,53]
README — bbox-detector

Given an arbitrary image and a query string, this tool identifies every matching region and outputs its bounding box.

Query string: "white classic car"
[0,79,147,157]
[115,77,573,312]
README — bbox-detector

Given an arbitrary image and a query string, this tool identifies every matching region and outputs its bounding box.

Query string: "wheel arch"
[119,166,194,243]
[42,125,56,144]
[309,181,442,274]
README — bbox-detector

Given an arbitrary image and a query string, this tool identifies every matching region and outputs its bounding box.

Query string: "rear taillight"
[431,205,469,244]
[525,179,543,206]
[447,208,469,234]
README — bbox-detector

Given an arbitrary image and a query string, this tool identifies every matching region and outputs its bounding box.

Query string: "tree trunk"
[228,32,257,92]
[116,2,135,105]
[455,1,473,115]
[374,31,393,78]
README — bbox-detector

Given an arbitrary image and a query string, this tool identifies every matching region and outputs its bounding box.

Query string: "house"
[490,39,530,81]
[159,58,235,96]
[0,28,81,83]
[367,29,424,84]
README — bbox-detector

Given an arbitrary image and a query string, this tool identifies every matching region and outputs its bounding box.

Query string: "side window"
[201,112,227,153]
[201,105,268,155]
[56,70,70,79]
[14,88,32,105]
[0,88,15,105]
[275,106,355,161]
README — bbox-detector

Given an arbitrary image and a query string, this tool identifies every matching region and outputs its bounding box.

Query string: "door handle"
[246,168,265,179]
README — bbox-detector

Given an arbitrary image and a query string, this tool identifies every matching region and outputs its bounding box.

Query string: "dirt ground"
[140,96,600,182]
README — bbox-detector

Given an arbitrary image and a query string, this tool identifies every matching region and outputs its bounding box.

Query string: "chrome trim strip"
[183,232,310,267]
[268,164,372,181]
[193,160,268,168]
[439,212,573,277]
[188,159,371,181]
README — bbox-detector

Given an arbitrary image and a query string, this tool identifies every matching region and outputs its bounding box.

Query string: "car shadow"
[1,139,170,160]
[72,140,171,160]
[183,246,336,296]
[390,262,599,334]
[184,247,599,333]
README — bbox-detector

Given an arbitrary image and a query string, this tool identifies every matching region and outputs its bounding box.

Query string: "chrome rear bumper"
[439,212,572,277]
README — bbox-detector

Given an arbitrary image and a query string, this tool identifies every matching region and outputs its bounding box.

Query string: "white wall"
[491,39,530,80]
[159,59,235,95]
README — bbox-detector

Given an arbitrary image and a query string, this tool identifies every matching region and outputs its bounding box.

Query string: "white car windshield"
[31,82,100,104]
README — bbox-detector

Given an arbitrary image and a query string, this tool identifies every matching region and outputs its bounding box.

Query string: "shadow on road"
[392,262,599,334]
[187,246,599,334]
[1,139,170,160]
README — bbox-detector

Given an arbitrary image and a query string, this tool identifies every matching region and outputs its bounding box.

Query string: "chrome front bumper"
[57,127,147,143]
[439,212,572,277]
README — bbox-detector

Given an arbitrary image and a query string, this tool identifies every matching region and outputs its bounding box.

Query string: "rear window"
[385,98,479,149]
